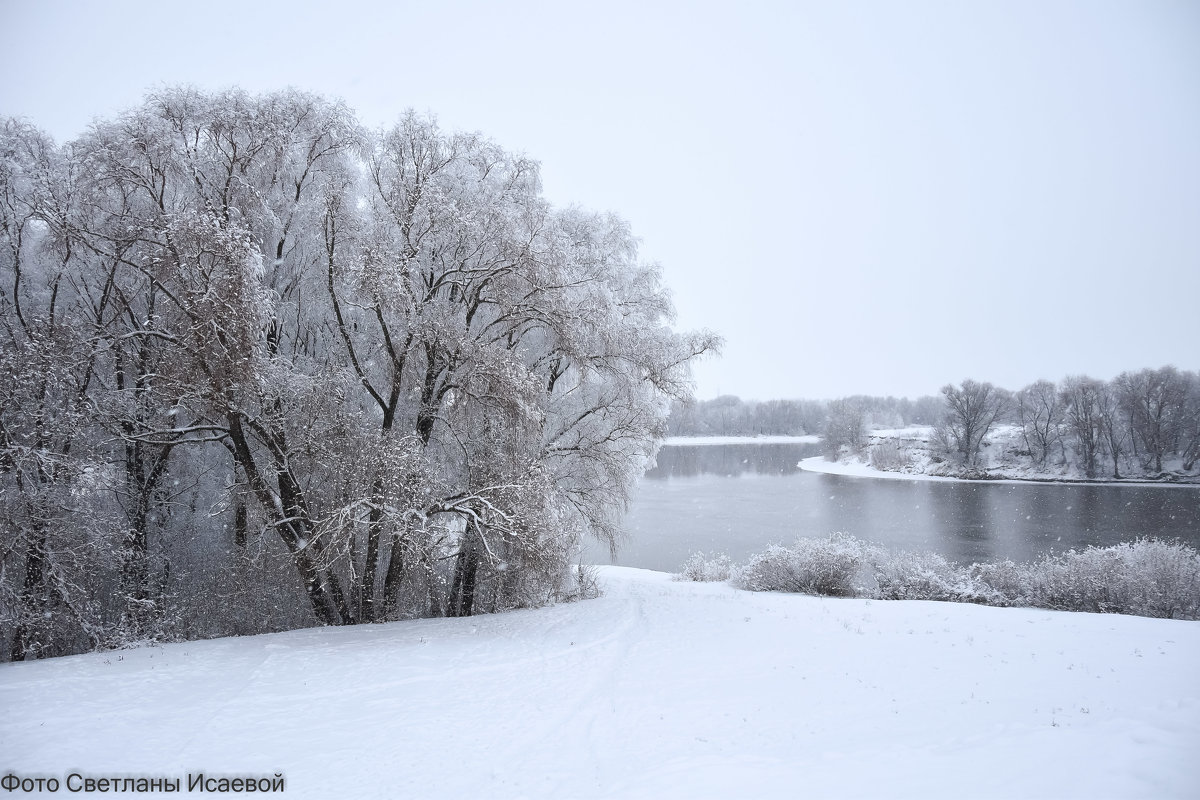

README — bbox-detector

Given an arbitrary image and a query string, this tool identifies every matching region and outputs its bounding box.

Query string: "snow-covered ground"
[665,434,820,446]
[799,454,1200,489]
[3,566,1197,798]
[799,454,962,482]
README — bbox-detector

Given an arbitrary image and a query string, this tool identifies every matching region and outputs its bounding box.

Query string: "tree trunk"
[118,522,151,636]
[10,532,48,661]
[225,412,347,626]
[234,463,249,547]
[321,565,355,625]
[381,527,407,619]
[360,479,386,622]
[448,537,480,617]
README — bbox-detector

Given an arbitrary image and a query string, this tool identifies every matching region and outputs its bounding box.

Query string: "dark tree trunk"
[225,412,347,626]
[119,522,150,634]
[427,559,443,618]
[10,531,48,661]
[381,528,406,619]
[293,548,342,626]
[416,342,442,446]
[119,437,173,636]
[234,463,249,548]
[448,538,480,618]
[325,571,355,624]
[358,476,391,622]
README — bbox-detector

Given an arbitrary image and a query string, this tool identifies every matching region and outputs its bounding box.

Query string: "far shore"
[663,434,820,446]
[797,455,1200,489]
[658,434,1200,488]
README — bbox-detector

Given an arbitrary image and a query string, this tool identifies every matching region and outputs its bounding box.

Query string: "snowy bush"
[675,552,734,582]
[728,537,1199,620]
[1028,547,1126,614]
[970,560,1026,606]
[967,540,1200,619]
[560,563,602,601]
[869,440,910,472]
[1116,539,1200,619]
[732,533,881,597]
[1021,539,1200,619]
[873,551,998,604]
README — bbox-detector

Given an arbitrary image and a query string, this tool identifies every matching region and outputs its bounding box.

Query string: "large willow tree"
[0,88,716,659]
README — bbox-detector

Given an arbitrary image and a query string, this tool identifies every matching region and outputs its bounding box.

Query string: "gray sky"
[3,0,1197,400]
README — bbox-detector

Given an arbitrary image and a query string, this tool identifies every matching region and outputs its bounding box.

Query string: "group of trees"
[670,369,1198,480]
[936,367,1200,477]
[668,394,942,438]
[0,88,715,660]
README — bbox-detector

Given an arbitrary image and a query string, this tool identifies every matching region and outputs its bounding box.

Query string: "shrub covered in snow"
[712,535,1199,620]
[731,533,881,597]
[562,563,602,601]
[675,552,734,582]
[869,440,911,472]
[969,560,1026,606]
[873,551,999,604]
[997,539,1200,619]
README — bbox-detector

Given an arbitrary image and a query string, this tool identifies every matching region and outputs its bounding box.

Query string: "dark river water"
[587,443,1200,572]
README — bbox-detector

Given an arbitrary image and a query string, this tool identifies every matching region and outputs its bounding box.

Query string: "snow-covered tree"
[934,380,1009,467]
[1061,375,1106,479]
[822,399,866,460]
[2,88,716,657]
[1115,366,1191,474]
[1015,379,1064,467]
[1094,380,1128,479]
[1,118,126,658]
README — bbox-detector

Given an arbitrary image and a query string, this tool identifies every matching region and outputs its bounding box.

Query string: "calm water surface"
[589,443,1200,571]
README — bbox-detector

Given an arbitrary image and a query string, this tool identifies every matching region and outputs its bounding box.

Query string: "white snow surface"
[3,566,1198,798]
[799,454,1200,488]
[799,454,962,482]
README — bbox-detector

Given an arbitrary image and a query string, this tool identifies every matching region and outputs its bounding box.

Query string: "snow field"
[2,566,1197,798]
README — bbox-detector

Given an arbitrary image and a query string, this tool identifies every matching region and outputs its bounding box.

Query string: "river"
[587,442,1200,572]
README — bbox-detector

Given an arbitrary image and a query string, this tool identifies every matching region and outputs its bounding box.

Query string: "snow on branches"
[0,89,717,658]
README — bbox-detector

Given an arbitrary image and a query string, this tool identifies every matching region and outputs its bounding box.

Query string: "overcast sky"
[3,0,1197,400]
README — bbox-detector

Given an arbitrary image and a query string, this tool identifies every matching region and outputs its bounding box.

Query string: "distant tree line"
[673,366,1200,480]
[667,394,943,438]
[935,367,1200,477]
[0,89,714,661]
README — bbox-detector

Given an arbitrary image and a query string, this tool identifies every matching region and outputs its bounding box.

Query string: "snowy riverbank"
[802,425,1200,487]
[797,455,1200,488]
[799,454,960,482]
[3,566,1197,798]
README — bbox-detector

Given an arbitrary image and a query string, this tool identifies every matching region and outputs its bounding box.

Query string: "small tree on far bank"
[1061,376,1105,479]
[822,399,866,460]
[1115,366,1191,474]
[934,380,1009,466]
[1016,379,1064,467]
